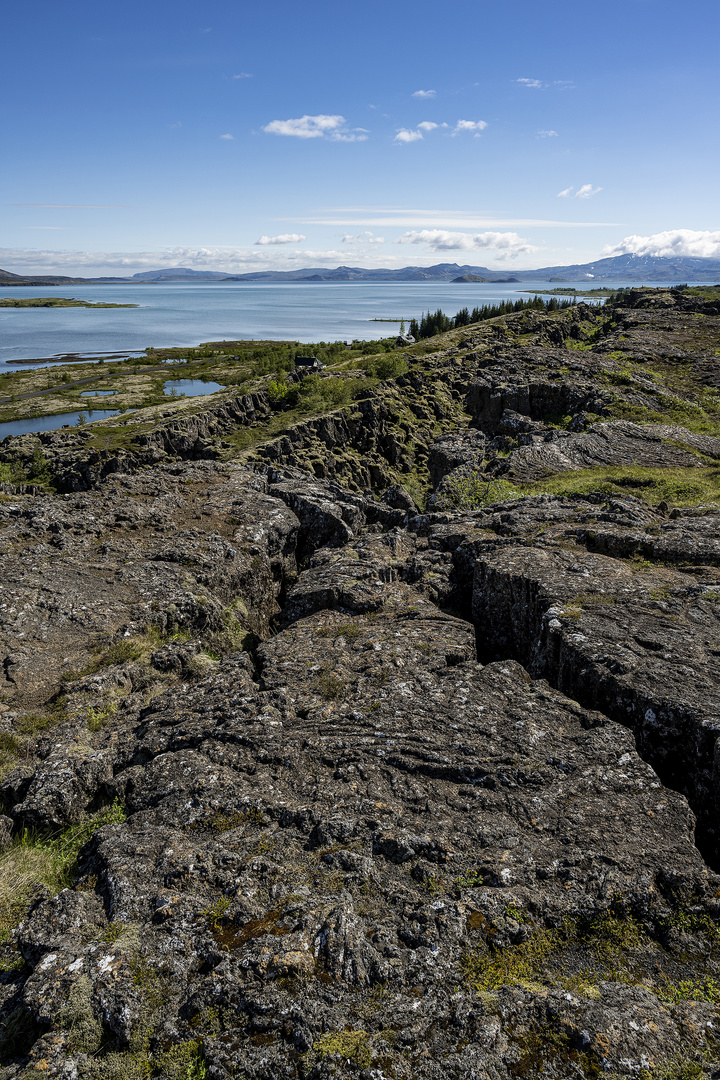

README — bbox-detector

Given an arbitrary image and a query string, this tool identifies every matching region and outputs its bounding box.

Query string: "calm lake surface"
[0,410,121,440]
[163,378,226,397]
[0,279,686,367]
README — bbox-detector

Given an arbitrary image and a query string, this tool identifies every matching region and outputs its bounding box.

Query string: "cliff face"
[2,292,720,1079]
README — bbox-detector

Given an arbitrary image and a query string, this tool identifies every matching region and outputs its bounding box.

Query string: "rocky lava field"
[1,289,720,1079]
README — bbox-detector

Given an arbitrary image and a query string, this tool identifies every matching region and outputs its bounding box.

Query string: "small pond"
[80,390,118,397]
[163,378,225,397]
[0,410,121,441]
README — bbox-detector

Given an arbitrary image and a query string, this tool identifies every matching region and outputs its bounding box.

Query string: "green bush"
[365,355,408,379]
[436,473,520,510]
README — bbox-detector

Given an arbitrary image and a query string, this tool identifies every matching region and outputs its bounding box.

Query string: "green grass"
[611,395,720,436]
[0,800,126,945]
[521,464,720,506]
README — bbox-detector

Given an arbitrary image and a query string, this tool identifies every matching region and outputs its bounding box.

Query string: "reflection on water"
[0,410,120,440]
[80,390,118,397]
[163,379,225,397]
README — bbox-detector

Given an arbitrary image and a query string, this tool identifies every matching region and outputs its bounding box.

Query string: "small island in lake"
[0,297,137,308]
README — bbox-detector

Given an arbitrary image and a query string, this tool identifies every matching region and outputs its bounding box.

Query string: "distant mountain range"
[2,253,720,286]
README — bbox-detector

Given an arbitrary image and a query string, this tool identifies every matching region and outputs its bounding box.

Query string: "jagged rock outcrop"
[2,292,720,1079]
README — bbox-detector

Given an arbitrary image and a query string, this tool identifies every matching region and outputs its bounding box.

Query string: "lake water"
[163,378,226,397]
[80,389,117,397]
[0,409,120,440]
[0,279,686,367]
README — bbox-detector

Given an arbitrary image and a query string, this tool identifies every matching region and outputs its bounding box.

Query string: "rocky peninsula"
[0,299,136,309]
[1,289,720,1079]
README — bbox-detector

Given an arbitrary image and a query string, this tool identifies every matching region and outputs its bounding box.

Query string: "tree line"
[407,295,578,340]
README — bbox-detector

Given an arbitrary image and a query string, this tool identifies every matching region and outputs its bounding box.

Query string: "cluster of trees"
[407,295,578,340]
[266,373,366,411]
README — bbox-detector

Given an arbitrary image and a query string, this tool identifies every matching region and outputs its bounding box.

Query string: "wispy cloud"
[0,245,352,276]
[290,207,617,228]
[518,78,575,90]
[412,89,436,99]
[231,72,252,79]
[396,229,537,256]
[558,184,602,199]
[452,120,487,136]
[576,184,602,198]
[9,203,130,209]
[255,233,306,245]
[537,129,559,137]
[220,133,234,140]
[602,229,720,259]
[341,231,384,245]
[263,114,367,141]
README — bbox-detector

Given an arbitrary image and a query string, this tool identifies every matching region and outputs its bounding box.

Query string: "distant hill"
[527,252,720,282]
[131,267,239,281]
[2,253,720,286]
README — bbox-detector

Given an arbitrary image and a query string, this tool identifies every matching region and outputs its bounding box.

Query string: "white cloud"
[518,78,574,90]
[557,185,602,199]
[255,233,306,245]
[292,207,618,228]
[341,231,384,245]
[231,72,252,79]
[9,203,129,209]
[262,114,367,141]
[394,128,424,143]
[395,120,471,143]
[452,119,487,136]
[220,133,234,140]
[0,245,361,276]
[576,183,602,199]
[538,129,558,137]
[396,230,537,256]
[412,89,436,99]
[601,229,720,260]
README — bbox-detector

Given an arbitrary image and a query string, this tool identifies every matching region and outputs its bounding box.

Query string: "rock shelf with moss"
[1,289,720,1078]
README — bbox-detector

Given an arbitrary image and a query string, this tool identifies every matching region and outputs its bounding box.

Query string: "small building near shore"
[294,355,325,372]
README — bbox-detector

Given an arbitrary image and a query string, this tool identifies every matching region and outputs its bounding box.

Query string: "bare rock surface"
[3,293,720,1079]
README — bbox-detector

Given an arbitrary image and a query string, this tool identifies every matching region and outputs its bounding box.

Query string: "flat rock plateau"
[2,288,720,1079]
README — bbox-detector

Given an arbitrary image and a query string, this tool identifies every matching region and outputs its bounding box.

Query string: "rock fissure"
[2,292,720,1078]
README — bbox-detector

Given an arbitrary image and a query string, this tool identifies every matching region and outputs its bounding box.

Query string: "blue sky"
[2,0,719,275]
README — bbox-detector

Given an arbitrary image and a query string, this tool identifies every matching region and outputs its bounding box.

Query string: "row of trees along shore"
[407,294,578,340]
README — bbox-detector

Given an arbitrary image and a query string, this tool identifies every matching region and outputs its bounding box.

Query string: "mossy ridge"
[462,903,720,1010]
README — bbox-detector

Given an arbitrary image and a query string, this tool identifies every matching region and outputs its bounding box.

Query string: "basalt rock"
[3,296,720,1079]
